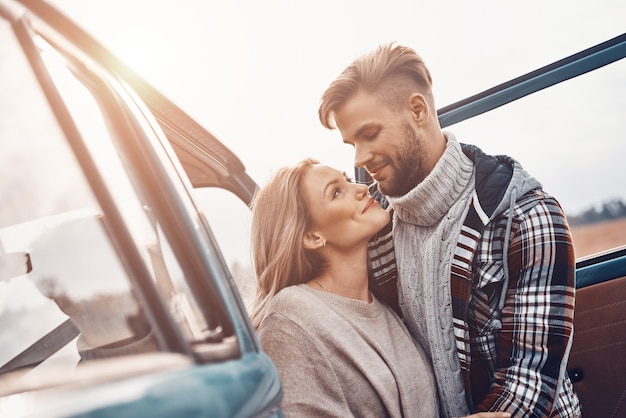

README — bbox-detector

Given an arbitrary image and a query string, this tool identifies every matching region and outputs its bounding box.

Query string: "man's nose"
[354,144,372,168]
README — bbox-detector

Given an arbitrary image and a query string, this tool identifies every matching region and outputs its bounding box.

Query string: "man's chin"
[377,177,414,198]
[377,181,398,197]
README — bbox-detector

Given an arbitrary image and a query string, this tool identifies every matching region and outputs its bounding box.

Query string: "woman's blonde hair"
[249,158,323,329]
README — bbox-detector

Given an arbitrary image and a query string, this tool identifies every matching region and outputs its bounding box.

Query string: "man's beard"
[377,123,426,197]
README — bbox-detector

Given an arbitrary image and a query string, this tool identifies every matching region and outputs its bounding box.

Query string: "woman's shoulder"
[268,284,319,313]
[258,285,326,338]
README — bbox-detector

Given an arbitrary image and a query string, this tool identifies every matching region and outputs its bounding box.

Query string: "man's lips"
[366,164,386,181]
[362,197,379,214]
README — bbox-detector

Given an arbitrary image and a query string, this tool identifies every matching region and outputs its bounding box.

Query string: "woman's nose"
[354,183,368,199]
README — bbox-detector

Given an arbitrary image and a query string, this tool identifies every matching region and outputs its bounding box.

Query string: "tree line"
[567,198,626,226]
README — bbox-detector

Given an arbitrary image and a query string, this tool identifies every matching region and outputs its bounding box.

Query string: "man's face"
[333,91,430,197]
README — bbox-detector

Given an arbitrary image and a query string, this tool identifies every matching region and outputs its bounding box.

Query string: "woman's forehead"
[302,164,344,199]
[309,164,343,177]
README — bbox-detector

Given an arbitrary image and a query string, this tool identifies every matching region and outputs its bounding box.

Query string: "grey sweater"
[257,284,439,417]
[388,133,474,417]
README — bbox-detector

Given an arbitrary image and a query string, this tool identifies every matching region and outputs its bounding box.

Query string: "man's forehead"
[335,94,381,131]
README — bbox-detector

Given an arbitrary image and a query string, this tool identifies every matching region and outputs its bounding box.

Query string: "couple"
[250,43,581,417]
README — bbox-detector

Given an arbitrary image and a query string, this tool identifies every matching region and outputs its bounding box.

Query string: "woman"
[250,158,509,418]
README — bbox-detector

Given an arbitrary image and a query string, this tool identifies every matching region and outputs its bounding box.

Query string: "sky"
[6,0,626,265]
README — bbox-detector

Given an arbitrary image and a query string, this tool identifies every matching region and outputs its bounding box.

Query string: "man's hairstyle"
[319,42,434,129]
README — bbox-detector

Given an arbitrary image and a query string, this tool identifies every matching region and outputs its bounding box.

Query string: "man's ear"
[409,93,429,126]
[303,231,326,250]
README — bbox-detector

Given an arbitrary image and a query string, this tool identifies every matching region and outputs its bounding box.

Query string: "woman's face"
[301,164,390,249]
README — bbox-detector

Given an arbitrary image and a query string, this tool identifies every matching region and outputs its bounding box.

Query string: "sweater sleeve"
[257,312,352,418]
[477,195,577,416]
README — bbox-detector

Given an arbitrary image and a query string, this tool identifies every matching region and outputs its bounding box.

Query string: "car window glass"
[0,26,227,387]
[192,188,255,311]
[0,26,157,381]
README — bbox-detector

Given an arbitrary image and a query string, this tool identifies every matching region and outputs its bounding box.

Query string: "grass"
[570,217,626,259]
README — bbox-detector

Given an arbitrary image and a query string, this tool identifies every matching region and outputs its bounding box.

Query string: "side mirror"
[0,252,32,282]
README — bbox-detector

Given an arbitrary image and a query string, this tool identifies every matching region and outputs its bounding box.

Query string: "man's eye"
[364,131,378,141]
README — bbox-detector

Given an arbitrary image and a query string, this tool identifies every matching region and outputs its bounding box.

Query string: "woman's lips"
[362,197,379,213]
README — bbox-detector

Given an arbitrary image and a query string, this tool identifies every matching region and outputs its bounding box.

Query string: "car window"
[0,24,231,386]
[0,25,157,378]
[192,187,256,311]
[447,59,626,259]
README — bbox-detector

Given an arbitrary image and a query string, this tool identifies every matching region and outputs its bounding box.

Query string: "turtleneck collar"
[388,132,474,226]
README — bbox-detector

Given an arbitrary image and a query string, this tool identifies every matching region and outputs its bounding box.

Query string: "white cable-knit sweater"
[388,133,474,418]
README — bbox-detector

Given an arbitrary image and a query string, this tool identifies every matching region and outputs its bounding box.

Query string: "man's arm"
[479,194,577,416]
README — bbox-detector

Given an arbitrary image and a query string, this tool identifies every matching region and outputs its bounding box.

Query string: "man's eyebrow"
[354,122,378,138]
[344,122,378,144]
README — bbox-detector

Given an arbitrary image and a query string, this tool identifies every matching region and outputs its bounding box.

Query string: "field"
[570,217,626,259]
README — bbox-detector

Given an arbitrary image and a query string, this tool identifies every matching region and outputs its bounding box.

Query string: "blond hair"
[319,42,434,129]
[249,158,323,329]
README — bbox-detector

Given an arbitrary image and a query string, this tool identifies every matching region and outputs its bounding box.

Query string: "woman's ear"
[303,231,326,250]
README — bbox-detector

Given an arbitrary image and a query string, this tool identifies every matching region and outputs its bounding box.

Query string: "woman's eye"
[333,188,341,198]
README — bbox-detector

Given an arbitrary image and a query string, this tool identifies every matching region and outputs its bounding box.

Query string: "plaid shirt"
[368,148,581,417]
[457,189,580,416]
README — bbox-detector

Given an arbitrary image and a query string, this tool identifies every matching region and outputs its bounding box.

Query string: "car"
[0,0,624,417]
[0,0,281,416]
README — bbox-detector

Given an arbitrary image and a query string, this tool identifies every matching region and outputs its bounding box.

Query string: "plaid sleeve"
[478,192,578,416]
[367,183,401,316]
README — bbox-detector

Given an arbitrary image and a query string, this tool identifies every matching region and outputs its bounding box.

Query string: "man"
[318,43,581,417]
